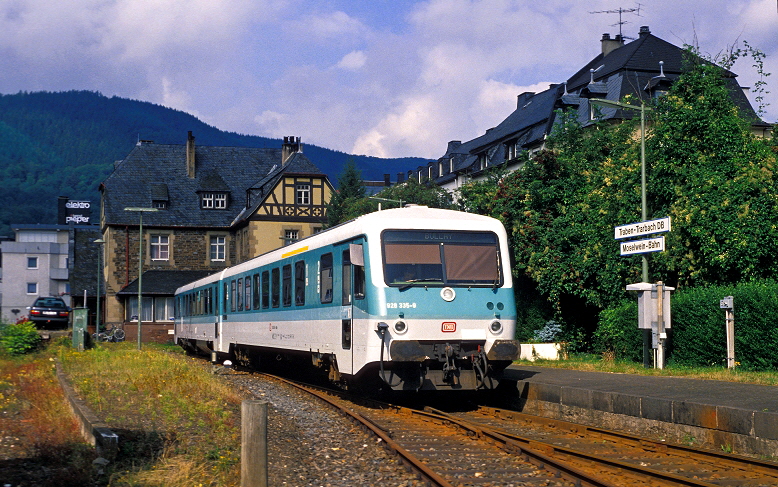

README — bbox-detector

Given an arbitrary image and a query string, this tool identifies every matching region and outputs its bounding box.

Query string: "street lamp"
[124,207,158,350]
[93,238,105,338]
[590,98,653,282]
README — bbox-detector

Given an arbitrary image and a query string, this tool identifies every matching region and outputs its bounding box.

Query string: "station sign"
[614,217,671,240]
[620,236,665,256]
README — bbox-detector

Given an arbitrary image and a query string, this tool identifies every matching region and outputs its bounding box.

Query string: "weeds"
[58,341,244,486]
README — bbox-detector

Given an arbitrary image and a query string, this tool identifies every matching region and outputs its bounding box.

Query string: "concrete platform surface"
[499,364,778,457]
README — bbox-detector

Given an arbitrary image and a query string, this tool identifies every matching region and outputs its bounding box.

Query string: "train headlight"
[394,320,408,334]
[440,287,456,302]
[489,320,503,335]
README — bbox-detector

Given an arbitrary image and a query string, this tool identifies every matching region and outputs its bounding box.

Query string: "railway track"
[250,372,778,487]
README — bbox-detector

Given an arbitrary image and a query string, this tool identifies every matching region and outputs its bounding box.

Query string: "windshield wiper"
[398,278,442,291]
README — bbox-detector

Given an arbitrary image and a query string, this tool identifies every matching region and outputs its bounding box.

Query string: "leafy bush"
[593,300,643,361]
[533,320,563,343]
[1,321,42,355]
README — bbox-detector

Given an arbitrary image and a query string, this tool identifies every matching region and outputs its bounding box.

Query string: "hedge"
[594,280,778,369]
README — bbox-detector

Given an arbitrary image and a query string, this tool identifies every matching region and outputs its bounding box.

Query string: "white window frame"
[27,256,38,269]
[150,235,170,261]
[26,282,38,295]
[214,193,227,209]
[202,193,214,208]
[210,235,226,261]
[296,184,311,205]
[284,229,299,246]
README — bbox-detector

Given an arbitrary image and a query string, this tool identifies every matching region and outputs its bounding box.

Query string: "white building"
[0,224,71,323]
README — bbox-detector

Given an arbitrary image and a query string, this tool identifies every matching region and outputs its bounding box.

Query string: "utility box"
[72,307,88,351]
[626,282,674,331]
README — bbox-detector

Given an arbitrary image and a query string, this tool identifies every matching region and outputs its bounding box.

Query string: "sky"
[1,0,776,159]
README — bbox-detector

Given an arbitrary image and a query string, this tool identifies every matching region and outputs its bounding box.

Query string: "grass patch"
[0,345,95,486]
[57,341,245,486]
[520,353,778,386]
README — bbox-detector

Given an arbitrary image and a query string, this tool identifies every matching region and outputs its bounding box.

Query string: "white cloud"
[336,50,367,70]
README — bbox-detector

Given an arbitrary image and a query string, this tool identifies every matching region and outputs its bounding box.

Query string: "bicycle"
[92,326,126,342]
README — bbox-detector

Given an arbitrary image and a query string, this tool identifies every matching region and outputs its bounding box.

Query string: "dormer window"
[202,192,228,209]
[152,200,167,209]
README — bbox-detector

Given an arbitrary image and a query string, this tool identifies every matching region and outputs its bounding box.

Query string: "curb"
[54,360,118,459]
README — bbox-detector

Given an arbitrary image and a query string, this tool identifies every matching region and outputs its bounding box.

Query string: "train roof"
[176,206,506,293]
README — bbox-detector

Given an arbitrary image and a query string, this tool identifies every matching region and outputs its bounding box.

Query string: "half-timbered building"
[99,133,332,340]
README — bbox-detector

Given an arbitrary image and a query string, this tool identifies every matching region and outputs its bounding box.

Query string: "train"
[174,206,519,391]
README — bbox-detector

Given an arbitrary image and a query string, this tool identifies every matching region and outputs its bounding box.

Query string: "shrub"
[1,321,42,355]
[593,300,643,362]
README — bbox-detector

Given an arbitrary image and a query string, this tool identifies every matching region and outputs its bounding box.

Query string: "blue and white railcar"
[175,206,519,391]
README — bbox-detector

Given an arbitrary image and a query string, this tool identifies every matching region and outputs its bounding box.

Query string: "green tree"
[649,52,778,287]
[326,159,366,227]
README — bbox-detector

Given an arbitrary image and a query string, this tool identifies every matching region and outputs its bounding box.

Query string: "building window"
[210,236,226,261]
[506,141,518,160]
[152,200,167,209]
[296,184,311,205]
[284,229,299,246]
[202,193,228,209]
[127,296,161,322]
[27,257,38,269]
[26,282,38,294]
[150,235,169,260]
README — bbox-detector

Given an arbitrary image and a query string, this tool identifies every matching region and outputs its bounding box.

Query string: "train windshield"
[382,230,501,288]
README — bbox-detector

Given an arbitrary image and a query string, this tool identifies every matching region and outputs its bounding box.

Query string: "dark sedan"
[28,297,70,329]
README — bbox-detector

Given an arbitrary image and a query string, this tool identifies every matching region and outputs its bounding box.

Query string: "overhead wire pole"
[124,207,158,350]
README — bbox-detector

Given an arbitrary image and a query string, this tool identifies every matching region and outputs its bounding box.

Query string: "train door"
[340,242,366,377]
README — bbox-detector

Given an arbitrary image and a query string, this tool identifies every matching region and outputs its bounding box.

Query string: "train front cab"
[365,228,519,392]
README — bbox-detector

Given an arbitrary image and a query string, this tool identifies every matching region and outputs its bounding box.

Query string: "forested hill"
[0,90,429,236]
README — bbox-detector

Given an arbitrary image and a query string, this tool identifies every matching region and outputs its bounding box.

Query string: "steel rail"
[430,407,778,487]
[478,407,778,479]
[255,373,455,487]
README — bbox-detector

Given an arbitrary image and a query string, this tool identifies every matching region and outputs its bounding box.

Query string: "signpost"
[617,216,672,369]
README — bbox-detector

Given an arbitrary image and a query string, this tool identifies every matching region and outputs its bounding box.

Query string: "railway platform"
[499,364,778,458]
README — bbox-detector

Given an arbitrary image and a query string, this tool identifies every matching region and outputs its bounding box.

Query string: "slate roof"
[419,26,769,186]
[101,141,326,228]
[117,270,214,295]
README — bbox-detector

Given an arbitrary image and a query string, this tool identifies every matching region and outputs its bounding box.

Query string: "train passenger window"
[295,261,305,306]
[261,271,270,309]
[230,280,236,312]
[282,265,292,307]
[342,250,352,306]
[223,282,229,317]
[237,278,243,311]
[320,253,333,304]
[245,278,251,311]
[252,274,260,309]
[354,265,365,300]
[271,268,280,308]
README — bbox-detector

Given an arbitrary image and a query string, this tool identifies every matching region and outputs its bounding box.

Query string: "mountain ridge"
[0,90,429,236]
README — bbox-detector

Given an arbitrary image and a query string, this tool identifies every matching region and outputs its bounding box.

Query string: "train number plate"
[441,322,456,332]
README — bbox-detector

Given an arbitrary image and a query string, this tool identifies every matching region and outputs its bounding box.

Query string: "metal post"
[241,400,268,487]
[725,308,735,368]
[640,103,648,283]
[137,211,143,350]
[95,238,104,338]
[655,281,665,369]
[124,207,157,351]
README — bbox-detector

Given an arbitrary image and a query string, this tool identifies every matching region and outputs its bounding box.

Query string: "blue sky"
[1,0,775,159]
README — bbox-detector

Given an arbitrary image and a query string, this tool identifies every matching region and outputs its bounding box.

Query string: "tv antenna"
[590,4,643,38]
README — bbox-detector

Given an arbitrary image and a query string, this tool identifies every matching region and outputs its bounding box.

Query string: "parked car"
[27,297,70,329]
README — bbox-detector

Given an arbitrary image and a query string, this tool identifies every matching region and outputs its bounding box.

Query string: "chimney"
[639,26,651,38]
[186,131,195,178]
[384,174,391,187]
[397,172,405,183]
[601,33,624,57]
[517,92,535,109]
[281,136,302,165]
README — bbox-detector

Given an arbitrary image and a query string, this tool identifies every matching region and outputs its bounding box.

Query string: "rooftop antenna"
[589,4,643,39]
